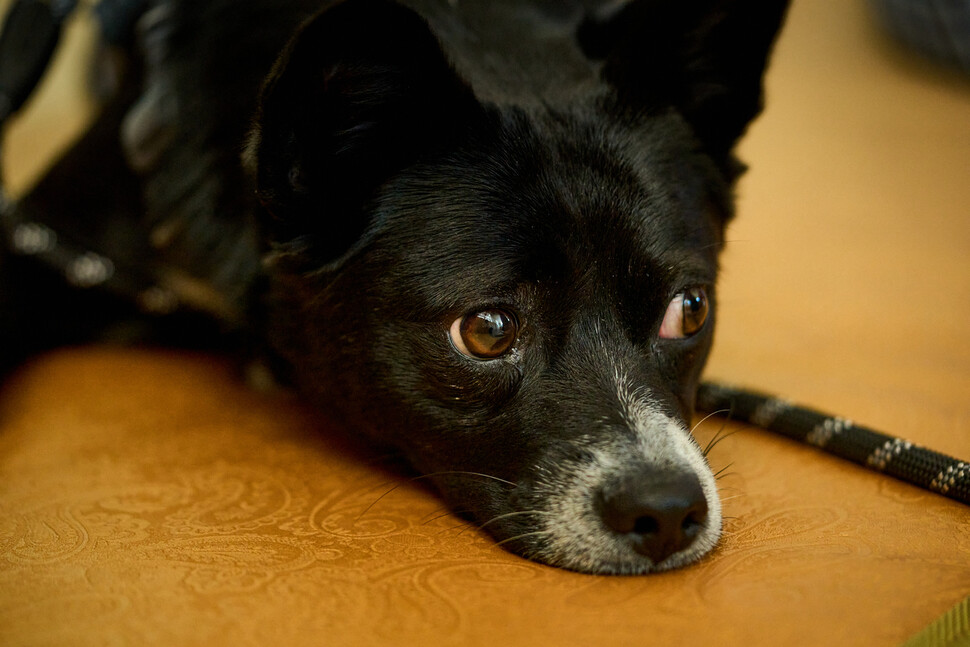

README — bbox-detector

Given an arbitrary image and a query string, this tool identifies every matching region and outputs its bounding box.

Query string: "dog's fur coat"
[1,0,788,573]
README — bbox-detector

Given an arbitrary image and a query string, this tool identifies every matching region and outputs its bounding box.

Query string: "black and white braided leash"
[697,382,970,506]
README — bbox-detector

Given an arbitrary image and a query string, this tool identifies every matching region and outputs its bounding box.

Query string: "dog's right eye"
[450,309,518,359]
[659,287,709,339]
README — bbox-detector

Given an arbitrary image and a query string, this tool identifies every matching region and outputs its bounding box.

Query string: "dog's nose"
[597,468,709,565]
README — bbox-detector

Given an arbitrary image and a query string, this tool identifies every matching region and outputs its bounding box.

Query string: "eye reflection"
[450,309,518,359]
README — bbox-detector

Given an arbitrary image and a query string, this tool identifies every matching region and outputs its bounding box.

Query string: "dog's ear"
[580,0,789,174]
[250,0,482,259]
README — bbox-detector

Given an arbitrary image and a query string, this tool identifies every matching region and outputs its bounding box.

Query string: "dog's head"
[247,0,787,574]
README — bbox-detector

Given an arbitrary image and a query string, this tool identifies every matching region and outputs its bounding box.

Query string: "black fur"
[3,0,788,573]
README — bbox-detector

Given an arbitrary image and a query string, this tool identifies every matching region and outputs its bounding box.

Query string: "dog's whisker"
[712,462,735,479]
[474,509,554,533]
[356,475,412,498]
[435,520,473,536]
[355,482,407,521]
[493,530,552,548]
[702,426,745,458]
[412,470,517,488]
[421,509,461,525]
[691,408,730,437]
[697,401,739,457]
[701,420,729,457]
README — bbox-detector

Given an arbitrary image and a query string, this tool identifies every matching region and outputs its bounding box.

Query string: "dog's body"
[0,0,788,573]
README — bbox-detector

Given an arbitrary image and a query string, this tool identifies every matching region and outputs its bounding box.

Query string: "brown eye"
[450,309,518,359]
[658,287,709,339]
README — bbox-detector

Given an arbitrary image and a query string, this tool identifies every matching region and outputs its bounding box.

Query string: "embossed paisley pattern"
[1,349,968,647]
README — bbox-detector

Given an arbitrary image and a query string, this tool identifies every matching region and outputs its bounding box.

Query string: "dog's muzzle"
[510,404,722,574]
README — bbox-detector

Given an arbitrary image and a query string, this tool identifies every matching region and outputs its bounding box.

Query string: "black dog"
[0,0,788,573]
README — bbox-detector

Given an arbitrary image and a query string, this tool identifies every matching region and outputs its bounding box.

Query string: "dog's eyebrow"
[668,255,719,287]
[381,248,529,320]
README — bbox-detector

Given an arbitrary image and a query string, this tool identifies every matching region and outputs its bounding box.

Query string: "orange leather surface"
[2,1,969,646]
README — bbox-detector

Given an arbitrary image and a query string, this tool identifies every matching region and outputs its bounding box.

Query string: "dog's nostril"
[682,509,706,537]
[598,469,709,565]
[632,515,660,536]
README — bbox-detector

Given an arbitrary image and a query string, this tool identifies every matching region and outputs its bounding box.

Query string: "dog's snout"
[597,468,709,565]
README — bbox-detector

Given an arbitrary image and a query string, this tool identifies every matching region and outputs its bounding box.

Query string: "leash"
[697,383,970,505]
[1,0,968,507]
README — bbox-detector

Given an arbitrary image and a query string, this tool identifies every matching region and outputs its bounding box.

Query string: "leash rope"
[3,0,968,507]
[697,382,970,505]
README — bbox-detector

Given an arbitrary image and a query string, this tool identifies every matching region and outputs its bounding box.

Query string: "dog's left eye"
[450,309,518,359]
[659,287,709,339]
